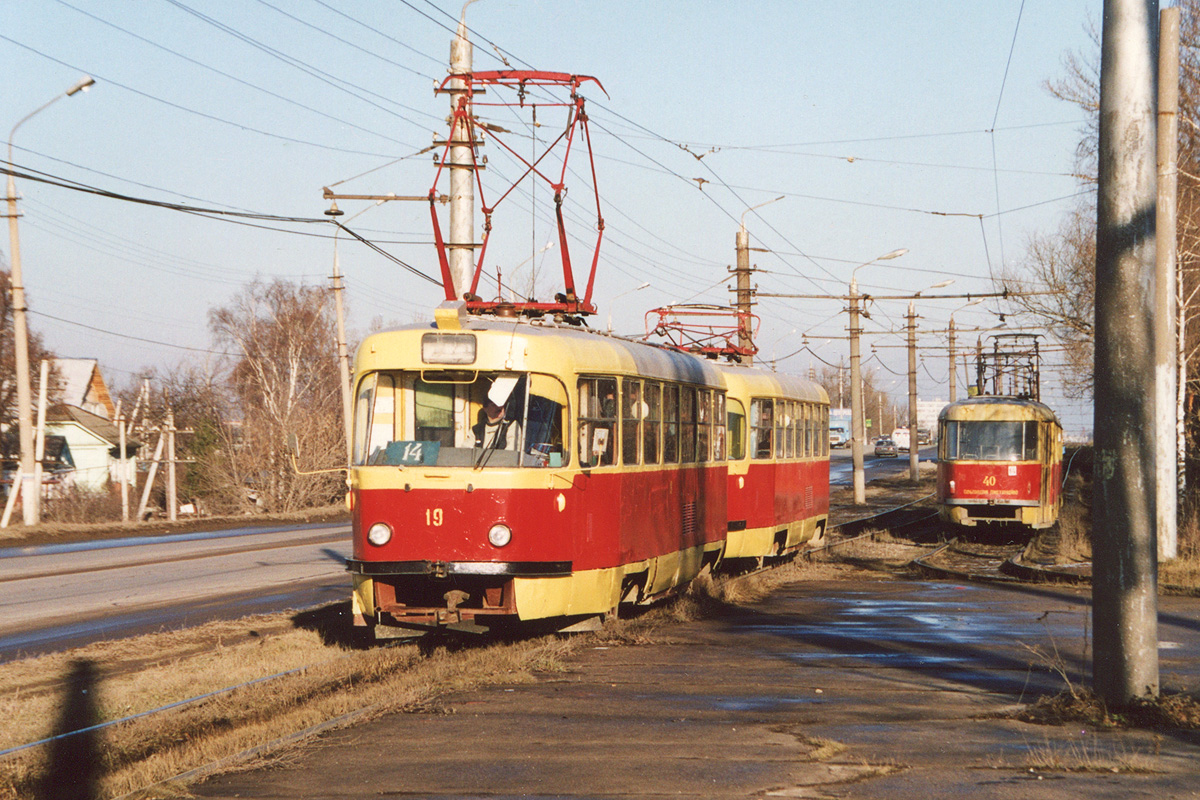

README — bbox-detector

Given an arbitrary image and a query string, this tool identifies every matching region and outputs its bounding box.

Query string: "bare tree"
[0,265,60,451]
[998,205,1096,397]
[207,278,345,512]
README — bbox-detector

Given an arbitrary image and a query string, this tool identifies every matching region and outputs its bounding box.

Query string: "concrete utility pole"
[1093,0,1159,705]
[447,15,476,299]
[733,197,781,363]
[907,301,919,483]
[849,279,866,504]
[948,317,957,404]
[1156,5,1179,561]
[734,226,755,363]
[6,76,95,525]
[331,249,354,465]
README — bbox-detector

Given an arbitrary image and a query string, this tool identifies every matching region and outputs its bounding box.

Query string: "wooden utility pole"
[1093,0,1159,705]
[1156,5,1179,560]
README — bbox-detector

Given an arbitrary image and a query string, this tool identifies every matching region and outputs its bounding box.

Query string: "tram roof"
[938,395,1061,425]
[357,317,732,388]
[715,362,828,405]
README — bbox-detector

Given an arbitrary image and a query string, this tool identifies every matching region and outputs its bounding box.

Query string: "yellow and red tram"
[349,313,731,637]
[936,397,1063,529]
[720,366,829,563]
[346,311,830,638]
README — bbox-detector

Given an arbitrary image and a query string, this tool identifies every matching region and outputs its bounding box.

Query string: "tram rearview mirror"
[488,375,519,407]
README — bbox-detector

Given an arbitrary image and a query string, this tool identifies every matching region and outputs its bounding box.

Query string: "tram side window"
[822,407,830,457]
[525,375,568,467]
[622,379,645,465]
[696,389,711,462]
[774,400,786,458]
[801,403,809,457]
[643,381,662,464]
[681,386,698,462]
[663,384,680,463]
[751,399,773,459]
[579,377,617,467]
[727,397,746,461]
[713,393,726,461]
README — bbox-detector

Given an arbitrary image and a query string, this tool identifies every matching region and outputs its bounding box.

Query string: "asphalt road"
[0,451,929,662]
[828,443,936,485]
[0,523,352,661]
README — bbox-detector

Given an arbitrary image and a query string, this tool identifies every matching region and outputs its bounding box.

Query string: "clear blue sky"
[2,1,1105,435]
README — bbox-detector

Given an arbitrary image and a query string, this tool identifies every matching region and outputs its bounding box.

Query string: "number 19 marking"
[426,508,444,526]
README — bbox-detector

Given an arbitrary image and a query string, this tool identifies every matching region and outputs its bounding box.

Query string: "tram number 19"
[982,476,997,487]
[426,508,444,527]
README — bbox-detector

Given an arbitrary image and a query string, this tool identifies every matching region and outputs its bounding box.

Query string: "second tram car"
[721,367,829,563]
[346,312,829,638]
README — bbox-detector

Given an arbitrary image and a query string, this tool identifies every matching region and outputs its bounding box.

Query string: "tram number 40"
[426,508,444,526]
[982,476,998,487]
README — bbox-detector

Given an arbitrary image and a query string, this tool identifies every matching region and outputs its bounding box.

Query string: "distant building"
[53,358,116,420]
[916,399,947,440]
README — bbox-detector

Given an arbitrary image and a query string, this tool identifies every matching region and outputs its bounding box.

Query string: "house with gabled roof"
[53,358,116,420]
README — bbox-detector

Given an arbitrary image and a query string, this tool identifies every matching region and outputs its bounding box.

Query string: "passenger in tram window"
[472,399,510,449]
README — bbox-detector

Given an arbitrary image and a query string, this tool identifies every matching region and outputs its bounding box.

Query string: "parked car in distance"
[874,438,898,458]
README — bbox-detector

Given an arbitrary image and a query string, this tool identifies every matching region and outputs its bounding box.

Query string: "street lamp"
[6,75,96,526]
[326,198,390,465]
[607,282,650,332]
[849,247,907,505]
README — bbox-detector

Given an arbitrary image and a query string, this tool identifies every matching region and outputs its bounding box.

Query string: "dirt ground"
[193,576,1200,800]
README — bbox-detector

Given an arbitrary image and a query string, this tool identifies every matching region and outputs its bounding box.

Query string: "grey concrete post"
[1093,0,1159,705]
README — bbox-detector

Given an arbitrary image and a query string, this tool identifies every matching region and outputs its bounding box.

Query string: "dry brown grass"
[1019,735,1159,774]
[0,612,579,800]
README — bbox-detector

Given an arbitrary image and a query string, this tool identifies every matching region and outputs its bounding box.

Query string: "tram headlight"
[488,523,512,548]
[367,522,393,547]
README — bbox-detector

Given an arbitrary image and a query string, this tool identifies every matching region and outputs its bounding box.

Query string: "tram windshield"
[353,370,568,468]
[942,420,1038,462]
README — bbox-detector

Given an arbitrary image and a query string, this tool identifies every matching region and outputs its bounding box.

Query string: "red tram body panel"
[936,397,1063,529]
